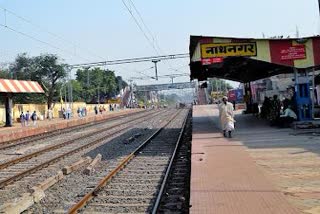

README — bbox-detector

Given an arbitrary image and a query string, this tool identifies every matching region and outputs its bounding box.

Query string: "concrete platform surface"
[0,109,142,143]
[190,105,300,214]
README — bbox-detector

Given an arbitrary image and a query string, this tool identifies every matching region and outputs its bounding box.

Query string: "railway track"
[0,110,160,165]
[154,109,192,213]
[0,109,168,189]
[0,110,146,150]
[68,108,190,213]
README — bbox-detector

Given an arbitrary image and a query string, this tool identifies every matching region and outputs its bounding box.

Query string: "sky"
[0,0,319,87]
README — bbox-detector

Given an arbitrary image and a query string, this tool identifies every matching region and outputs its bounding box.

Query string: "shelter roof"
[0,79,44,93]
[189,35,320,82]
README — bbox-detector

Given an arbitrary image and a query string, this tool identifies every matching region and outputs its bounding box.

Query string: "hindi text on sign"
[280,45,306,61]
[201,42,257,58]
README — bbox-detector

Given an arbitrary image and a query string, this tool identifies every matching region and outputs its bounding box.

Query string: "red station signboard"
[280,45,306,61]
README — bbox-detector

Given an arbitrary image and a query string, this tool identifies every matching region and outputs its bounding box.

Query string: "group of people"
[18,103,121,127]
[217,94,298,138]
[94,104,118,115]
[260,95,297,127]
[77,107,87,118]
[94,105,105,115]
[62,107,72,119]
[19,111,38,127]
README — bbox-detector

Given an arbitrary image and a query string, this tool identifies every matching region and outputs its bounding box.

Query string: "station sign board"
[201,42,257,58]
[201,57,223,65]
[280,45,306,61]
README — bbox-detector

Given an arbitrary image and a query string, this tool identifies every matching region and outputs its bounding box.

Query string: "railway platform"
[0,109,142,142]
[190,105,300,214]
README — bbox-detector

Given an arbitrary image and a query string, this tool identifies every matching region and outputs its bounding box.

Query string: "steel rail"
[68,109,184,214]
[0,110,167,189]
[0,110,147,149]
[0,110,160,171]
[151,109,190,214]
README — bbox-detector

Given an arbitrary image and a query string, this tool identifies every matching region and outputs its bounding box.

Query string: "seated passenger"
[278,105,297,128]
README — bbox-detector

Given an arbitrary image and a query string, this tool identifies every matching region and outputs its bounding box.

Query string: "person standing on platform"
[219,96,235,138]
[77,107,82,118]
[66,107,71,119]
[25,111,30,126]
[31,111,37,126]
[20,112,25,127]
[62,108,66,119]
[48,108,53,120]
[94,105,98,115]
[269,95,281,126]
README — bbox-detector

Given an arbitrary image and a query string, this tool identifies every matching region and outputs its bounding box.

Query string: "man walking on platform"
[219,96,235,138]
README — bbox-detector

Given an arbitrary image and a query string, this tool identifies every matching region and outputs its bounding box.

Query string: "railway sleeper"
[111,178,160,184]
[99,189,157,197]
[82,204,150,214]
[90,195,154,204]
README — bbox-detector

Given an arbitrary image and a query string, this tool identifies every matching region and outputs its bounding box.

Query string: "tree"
[9,53,68,108]
[0,69,10,79]
[208,79,233,92]
[116,76,128,92]
[9,53,34,80]
[76,68,125,103]
[32,54,68,109]
[70,80,83,102]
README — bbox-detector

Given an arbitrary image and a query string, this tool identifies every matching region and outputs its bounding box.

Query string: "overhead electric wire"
[127,0,156,44]
[0,6,106,61]
[0,23,91,62]
[130,66,156,79]
[70,53,189,67]
[124,0,183,73]
[121,0,160,55]
[125,0,164,54]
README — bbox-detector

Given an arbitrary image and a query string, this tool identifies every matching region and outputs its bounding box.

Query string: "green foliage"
[75,68,127,103]
[69,80,83,102]
[8,53,68,108]
[0,69,11,79]
[2,53,127,105]
[208,78,233,92]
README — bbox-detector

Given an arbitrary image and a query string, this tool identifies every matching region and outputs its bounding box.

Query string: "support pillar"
[4,93,13,127]
[294,68,312,121]
[244,82,253,113]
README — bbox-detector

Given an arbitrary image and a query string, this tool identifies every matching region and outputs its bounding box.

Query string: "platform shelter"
[189,35,320,120]
[0,79,44,127]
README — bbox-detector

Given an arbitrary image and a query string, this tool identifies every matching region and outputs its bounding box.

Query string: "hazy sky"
[0,0,319,86]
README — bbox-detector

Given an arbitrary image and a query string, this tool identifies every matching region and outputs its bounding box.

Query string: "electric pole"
[152,60,160,80]
[170,76,174,84]
[129,79,133,108]
[85,66,90,103]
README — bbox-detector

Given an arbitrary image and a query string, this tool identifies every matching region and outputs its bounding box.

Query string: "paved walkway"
[190,105,300,214]
[0,109,141,142]
[0,111,101,133]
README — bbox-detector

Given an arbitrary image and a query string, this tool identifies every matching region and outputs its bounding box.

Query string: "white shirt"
[281,108,297,119]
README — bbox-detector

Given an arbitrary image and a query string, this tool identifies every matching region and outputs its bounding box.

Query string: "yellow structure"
[0,102,119,123]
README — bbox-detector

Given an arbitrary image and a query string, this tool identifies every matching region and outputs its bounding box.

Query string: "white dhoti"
[219,102,235,131]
